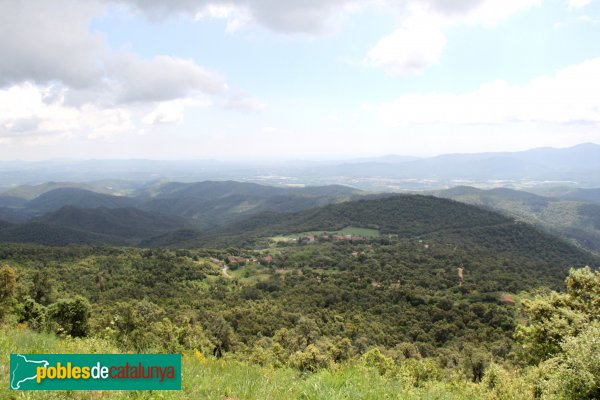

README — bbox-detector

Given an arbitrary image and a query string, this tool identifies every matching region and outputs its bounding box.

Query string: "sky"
[1,0,600,160]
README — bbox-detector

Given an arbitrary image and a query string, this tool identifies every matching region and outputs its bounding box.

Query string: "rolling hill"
[142,194,598,269]
[310,143,600,184]
[0,206,192,246]
[38,206,190,241]
[2,181,366,228]
[0,181,369,245]
[559,187,600,203]
[0,221,118,246]
[26,188,136,214]
[134,181,366,229]
[434,186,600,254]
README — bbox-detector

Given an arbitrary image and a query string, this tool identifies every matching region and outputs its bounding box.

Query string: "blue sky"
[1,0,599,160]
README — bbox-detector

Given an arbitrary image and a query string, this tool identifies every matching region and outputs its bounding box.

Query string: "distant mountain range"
[0,181,366,245]
[2,143,600,189]
[307,143,600,184]
[0,178,598,273]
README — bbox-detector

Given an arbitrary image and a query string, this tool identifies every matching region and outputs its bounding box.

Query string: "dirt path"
[221,265,231,278]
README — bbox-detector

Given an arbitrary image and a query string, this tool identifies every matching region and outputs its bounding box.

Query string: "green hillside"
[26,188,135,214]
[37,206,190,239]
[0,222,122,246]
[0,206,192,246]
[137,181,365,229]
[142,194,532,248]
[435,186,600,254]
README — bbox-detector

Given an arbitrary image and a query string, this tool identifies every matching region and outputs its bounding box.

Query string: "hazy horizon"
[1,142,599,163]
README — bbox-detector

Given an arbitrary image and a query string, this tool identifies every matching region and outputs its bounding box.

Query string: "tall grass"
[1,326,484,400]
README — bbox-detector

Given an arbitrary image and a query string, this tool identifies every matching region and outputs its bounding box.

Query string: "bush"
[46,296,91,337]
[360,348,397,377]
[543,322,600,399]
[289,344,331,372]
[400,358,443,387]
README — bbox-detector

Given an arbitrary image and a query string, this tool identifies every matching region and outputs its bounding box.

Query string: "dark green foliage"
[516,267,600,365]
[0,222,113,246]
[0,182,366,246]
[0,265,17,303]
[37,206,190,240]
[27,188,135,213]
[143,194,518,247]
[46,296,91,337]
[437,186,600,255]
[19,296,46,330]
[31,270,54,305]
[1,225,595,365]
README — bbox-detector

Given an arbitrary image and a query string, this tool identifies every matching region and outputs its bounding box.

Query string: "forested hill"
[219,195,510,236]
[0,181,369,246]
[434,186,600,255]
[143,194,598,267]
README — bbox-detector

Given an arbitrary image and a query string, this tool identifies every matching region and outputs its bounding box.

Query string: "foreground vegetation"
[1,326,484,399]
[1,266,598,399]
[0,210,598,399]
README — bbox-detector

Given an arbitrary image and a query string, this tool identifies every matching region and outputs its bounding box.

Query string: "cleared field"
[336,226,380,237]
[270,226,380,242]
[228,263,271,284]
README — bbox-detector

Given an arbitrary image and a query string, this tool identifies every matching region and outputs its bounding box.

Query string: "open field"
[270,226,380,243]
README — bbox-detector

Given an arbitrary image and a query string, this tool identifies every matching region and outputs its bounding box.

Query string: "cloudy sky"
[1,0,600,160]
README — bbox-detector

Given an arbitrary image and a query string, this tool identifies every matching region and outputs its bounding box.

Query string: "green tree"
[20,296,46,331]
[206,316,234,353]
[46,296,91,337]
[542,322,600,400]
[360,348,397,377]
[289,344,330,372]
[0,265,17,303]
[0,265,17,320]
[516,267,599,364]
[32,270,54,305]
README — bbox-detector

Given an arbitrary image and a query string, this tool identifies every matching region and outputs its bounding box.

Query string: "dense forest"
[0,193,599,398]
[1,236,598,397]
[435,186,600,255]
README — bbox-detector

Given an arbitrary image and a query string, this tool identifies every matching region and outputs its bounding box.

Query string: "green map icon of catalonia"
[10,354,49,390]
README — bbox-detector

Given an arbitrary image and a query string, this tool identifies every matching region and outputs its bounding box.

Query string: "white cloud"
[0,0,106,88]
[82,106,135,140]
[372,58,600,126]
[0,83,77,139]
[194,4,251,33]
[119,0,360,34]
[0,83,135,143]
[114,0,542,37]
[0,0,228,105]
[569,0,593,9]
[142,98,211,125]
[0,0,263,147]
[365,11,446,75]
[107,53,226,104]
[222,92,267,111]
[450,0,542,26]
[366,0,541,75]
